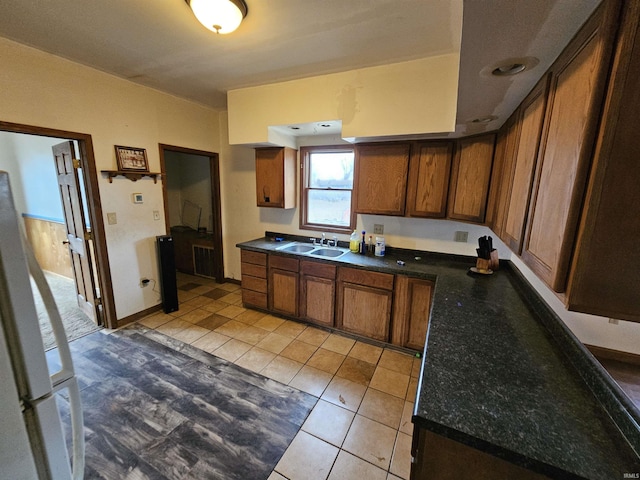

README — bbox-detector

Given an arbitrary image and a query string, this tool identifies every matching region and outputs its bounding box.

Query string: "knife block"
[489,250,499,271]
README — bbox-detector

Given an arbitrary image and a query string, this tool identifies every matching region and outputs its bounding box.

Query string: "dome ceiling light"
[185,0,248,34]
[491,63,527,76]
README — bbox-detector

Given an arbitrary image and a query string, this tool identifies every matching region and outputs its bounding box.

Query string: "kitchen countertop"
[237,234,640,479]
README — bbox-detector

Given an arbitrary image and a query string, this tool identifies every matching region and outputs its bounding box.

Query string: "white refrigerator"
[0,171,84,479]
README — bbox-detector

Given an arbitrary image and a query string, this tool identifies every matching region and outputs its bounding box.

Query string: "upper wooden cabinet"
[501,76,549,254]
[567,0,640,321]
[255,147,297,209]
[486,113,520,237]
[447,134,496,223]
[354,143,411,216]
[521,1,618,292]
[405,141,452,218]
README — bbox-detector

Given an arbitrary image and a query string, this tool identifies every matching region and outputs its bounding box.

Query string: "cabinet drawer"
[242,275,267,294]
[269,254,299,272]
[241,262,266,279]
[300,260,336,279]
[242,289,267,309]
[338,267,394,290]
[241,250,267,266]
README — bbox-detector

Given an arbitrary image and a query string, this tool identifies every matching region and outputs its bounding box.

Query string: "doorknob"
[62,241,70,245]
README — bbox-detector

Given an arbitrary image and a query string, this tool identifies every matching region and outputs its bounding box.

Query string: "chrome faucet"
[328,235,338,247]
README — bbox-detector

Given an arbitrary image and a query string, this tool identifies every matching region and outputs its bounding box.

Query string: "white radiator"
[192,245,215,279]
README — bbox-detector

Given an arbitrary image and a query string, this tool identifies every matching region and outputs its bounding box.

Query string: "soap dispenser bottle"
[349,230,360,253]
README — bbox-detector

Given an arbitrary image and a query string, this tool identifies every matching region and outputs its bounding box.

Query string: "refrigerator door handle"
[22,227,85,480]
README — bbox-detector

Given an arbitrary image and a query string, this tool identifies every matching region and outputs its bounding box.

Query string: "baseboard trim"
[224,277,241,285]
[586,344,640,366]
[117,304,163,328]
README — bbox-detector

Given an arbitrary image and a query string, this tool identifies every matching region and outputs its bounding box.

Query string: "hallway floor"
[135,272,418,480]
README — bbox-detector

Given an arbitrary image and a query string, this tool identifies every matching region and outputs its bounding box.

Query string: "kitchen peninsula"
[237,234,640,479]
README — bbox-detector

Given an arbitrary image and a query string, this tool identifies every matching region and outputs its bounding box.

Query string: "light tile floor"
[137,272,420,480]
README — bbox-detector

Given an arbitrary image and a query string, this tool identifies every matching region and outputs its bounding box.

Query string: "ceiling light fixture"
[185,0,248,34]
[491,63,527,76]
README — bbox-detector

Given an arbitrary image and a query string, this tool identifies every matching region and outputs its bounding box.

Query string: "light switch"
[153,210,160,221]
[107,212,117,225]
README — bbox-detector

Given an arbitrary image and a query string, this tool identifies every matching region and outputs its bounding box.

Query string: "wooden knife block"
[476,250,499,272]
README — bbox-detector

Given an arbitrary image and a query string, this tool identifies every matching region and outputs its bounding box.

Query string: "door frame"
[0,121,117,328]
[159,144,225,282]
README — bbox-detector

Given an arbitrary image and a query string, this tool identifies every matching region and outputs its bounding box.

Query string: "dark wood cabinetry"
[336,267,394,342]
[240,250,267,309]
[391,276,434,351]
[411,429,549,480]
[268,255,299,317]
[255,147,297,209]
[566,0,640,321]
[405,141,452,218]
[354,143,411,216]
[501,77,549,254]
[447,134,495,223]
[299,260,336,327]
[521,2,618,292]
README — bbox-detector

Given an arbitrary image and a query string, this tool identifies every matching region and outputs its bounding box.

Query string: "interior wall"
[0,37,221,320]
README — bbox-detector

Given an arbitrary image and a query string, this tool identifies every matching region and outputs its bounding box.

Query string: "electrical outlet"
[107,212,117,225]
[153,210,160,221]
[454,231,468,242]
[373,224,384,235]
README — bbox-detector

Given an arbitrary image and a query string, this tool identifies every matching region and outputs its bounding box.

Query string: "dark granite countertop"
[237,235,640,479]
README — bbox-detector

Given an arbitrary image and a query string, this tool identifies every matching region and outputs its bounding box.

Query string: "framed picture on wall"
[115,145,149,171]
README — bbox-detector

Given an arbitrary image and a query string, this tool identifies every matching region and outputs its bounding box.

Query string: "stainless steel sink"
[278,243,316,254]
[309,248,347,258]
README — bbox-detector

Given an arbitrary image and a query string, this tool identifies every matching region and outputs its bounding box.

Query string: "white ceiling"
[0,0,600,138]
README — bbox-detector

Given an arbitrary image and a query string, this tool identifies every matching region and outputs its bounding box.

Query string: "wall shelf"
[101,170,161,183]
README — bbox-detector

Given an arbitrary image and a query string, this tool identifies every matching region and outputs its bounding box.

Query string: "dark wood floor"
[598,358,640,410]
[48,324,317,480]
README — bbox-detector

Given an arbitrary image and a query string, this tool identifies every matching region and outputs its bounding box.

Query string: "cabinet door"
[354,143,410,215]
[502,77,549,253]
[392,276,433,351]
[405,141,452,218]
[269,268,299,316]
[255,147,297,208]
[300,275,335,326]
[487,115,520,238]
[299,261,336,326]
[521,4,616,292]
[337,282,392,342]
[447,134,495,223]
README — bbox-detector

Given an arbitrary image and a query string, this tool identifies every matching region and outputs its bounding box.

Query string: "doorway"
[159,144,224,282]
[0,121,116,329]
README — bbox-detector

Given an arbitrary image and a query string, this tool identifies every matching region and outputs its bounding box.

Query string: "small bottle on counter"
[375,236,385,257]
[360,230,366,254]
[368,235,374,255]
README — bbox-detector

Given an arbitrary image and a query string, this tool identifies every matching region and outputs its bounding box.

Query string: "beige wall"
[0,37,220,319]
[227,55,460,145]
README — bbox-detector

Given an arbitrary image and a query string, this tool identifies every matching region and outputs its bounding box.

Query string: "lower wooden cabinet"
[392,276,434,351]
[240,250,267,309]
[268,255,299,317]
[411,428,549,480]
[336,267,394,342]
[299,260,336,327]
